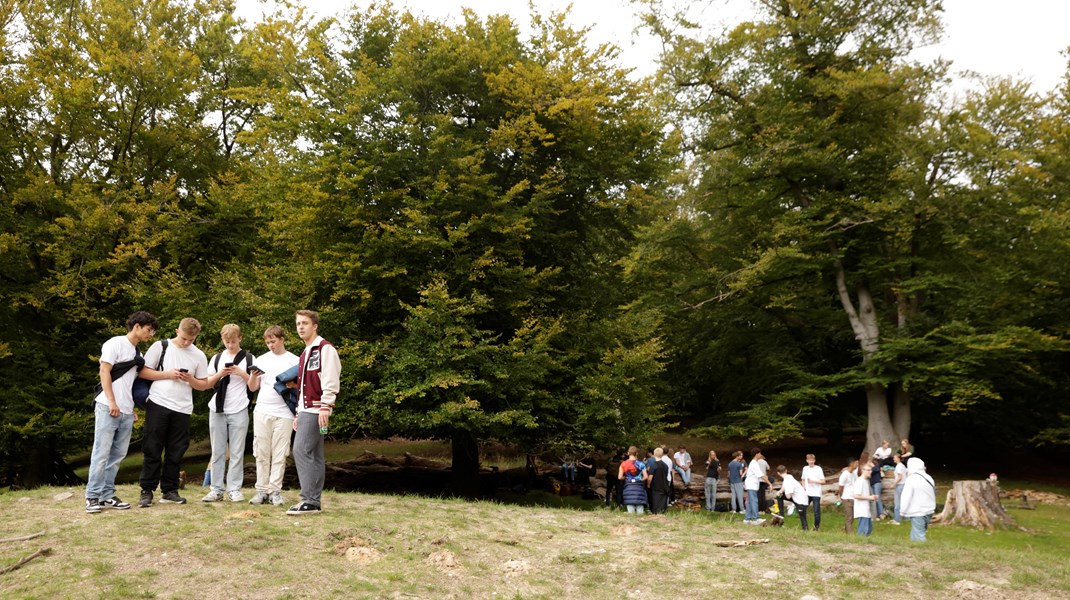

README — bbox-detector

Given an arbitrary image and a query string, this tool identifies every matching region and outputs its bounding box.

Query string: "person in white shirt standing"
[202,324,260,503]
[743,447,771,524]
[138,317,224,508]
[891,454,909,524]
[288,309,341,515]
[801,453,826,531]
[837,458,859,534]
[85,311,158,514]
[249,326,299,506]
[852,459,878,536]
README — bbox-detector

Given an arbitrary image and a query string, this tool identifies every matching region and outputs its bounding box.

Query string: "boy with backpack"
[202,324,260,502]
[85,311,158,513]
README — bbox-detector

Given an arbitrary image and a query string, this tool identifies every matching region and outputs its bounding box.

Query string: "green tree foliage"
[632,0,1069,449]
[246,7,673,493]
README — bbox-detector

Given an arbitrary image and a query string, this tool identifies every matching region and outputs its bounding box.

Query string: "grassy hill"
[1,482,1068,599]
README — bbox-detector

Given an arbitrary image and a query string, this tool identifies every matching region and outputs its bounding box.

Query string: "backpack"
[131,339,169,410]
[210,350,255,410]
[92,347,145,399]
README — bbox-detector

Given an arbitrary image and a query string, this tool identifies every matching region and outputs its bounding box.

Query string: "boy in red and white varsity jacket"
[287,309,341,514]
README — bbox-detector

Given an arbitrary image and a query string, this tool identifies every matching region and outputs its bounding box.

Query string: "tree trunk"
[891,383,911,443]
[934,480,1019,530]
[449,430,482,499]
[865,383,897,453]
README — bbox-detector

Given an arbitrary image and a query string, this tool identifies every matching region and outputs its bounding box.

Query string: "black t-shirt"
[870,464,883,485]
[706,459,720,478]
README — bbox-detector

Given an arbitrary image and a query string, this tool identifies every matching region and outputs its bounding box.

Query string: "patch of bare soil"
[427,550,462,573]
[952,580,1007,600]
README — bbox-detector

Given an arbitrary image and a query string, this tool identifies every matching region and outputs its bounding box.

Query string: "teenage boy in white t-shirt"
[137,317,231,507]
[801,453,826,531]
[743,448,771,523]
[202,324,260,503]
[852,459,878,537]
[774,465,812,530]
[837,458,858,534]
[85,311,158,513]
[249,325,299,506]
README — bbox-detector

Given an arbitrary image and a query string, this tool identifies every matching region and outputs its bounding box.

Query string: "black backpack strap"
[157,339,169,370]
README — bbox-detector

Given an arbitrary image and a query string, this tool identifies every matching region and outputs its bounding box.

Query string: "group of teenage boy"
[84,309,341,516]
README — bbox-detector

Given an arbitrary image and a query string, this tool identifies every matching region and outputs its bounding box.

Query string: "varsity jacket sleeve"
[318,342,342,412]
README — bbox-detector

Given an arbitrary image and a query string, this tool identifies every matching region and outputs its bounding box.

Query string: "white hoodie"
[899,457,937,517]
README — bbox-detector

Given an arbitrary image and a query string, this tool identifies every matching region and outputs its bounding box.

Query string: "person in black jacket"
[648,447,672,514]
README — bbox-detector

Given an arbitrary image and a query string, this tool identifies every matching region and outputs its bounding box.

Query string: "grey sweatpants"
[293,412,325,506]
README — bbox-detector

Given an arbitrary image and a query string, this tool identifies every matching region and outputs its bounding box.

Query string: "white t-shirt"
[660,455,673,481]
[253,349,299,419]
[673,451,692,469]
[95,335,140,415]
[207,350,252,414]
[144,339,208,415]
[744,458,767,491]
[780,473,809,505]
[894,462,908,486]
[801,464,825,497]
[874,446,893,461]
[852,477,873,518]
[838,469,857,500]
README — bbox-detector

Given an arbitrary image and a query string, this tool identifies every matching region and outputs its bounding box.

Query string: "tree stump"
[934,480,1018,530]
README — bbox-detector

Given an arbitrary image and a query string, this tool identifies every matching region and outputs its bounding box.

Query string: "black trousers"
[776,496,810,530]
[139,401,191,494]
[650,488,670,514]
[758,481,770,512]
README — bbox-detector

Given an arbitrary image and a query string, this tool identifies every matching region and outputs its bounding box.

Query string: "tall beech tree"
[252,7,673,494]
[633,0,1068,450]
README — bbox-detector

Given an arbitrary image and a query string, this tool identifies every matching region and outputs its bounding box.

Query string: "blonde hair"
[295,309,319,325]
[263,325,285,339]
[178,317,202,336]
[220,323,241,340]
[806,453,815,460]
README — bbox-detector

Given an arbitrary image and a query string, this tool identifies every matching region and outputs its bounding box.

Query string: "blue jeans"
[745,488,759,520]
[873,481,885,517]
[730,482,744,512]
[626,504,645,514]
[809,495,821,530]
[674,465,691,485]
[704,477,718,510]
[85,402,135,500]
[894,484,905,521]
[856,516,873,536]
[208,410,249,493]
[910,514,932,541]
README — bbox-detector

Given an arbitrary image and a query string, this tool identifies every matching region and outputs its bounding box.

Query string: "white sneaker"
[269,492,285,506]
[249,492,269,505]
[201,490,224,502]
[227,491,245,502]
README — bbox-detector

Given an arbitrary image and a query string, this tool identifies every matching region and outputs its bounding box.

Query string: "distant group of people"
[602,441,937,542]
[85,310,341,517]
[602,445,699,514]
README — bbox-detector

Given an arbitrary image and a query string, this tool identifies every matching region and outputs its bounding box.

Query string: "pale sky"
[235,0,1070,93]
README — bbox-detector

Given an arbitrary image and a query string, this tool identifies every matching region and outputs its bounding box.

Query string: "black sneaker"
[138,490,153,508]
[160,490,187,504]
[101,496,131,510]
[85,498,102,514]
[286,502,321,515]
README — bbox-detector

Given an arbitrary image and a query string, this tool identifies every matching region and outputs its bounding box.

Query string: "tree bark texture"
[934,480,1019,531]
